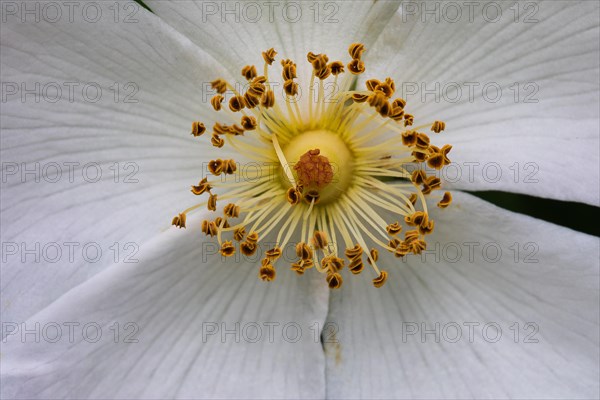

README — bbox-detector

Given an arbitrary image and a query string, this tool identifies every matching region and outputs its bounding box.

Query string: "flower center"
[282,130,353,204]
[173,43,455,289]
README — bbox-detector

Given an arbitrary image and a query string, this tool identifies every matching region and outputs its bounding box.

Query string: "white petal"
[0,8,238,324]
[365,1,600,205]
[146,0,400,82]
[324,192,599,399]
[1,221,330,399]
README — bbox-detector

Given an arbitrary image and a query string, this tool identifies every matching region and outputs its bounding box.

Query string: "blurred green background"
[470,191,599,237]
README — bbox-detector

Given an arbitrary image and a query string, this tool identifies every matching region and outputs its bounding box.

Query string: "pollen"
[173,43,454,289]
[294,149,334,189]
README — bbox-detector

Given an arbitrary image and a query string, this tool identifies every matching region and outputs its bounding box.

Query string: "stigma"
[173,43,453,289]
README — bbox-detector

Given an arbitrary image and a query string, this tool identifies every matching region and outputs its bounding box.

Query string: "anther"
[349,258,364,274]
[291,262,306,275]
[411,240,427,254]
[247,83,265,98]
[202,220,218,237]
[307,52,318,63]
[211,95,224,111]
[389,106,405,121]
[246,231,259,244]
[224,203,240,218]
[368,248,379,264]
[261,90,275,108]
[304,190,320,204]
[427,153,444,170]
[412,150,428,162]
[376,81,394,98]
[437,192,452,208]
[382,78,396,96]
[211,79,227,94]
[282,63,297,81]
[310,54,328,71]
[244,93,260,109]
[431,120,446,133]
[211,134,225,148]
[323,255,344,273]
[191,121,206,137]
[262,48,277,65]
[213,122,229,135]
[228,124,244,136]
[329,61,344,75]
[348,59,365,75]
[315,66,331,80]
[224,159,237,175]
[411,170,427,185]
[220,241,235,257]
[392,98,407,109]
[229,95,246,112]
[377,101,391,117]
[365,79,380,91]
[404,114,414,126]
[405,211,427,226]
[214,217,229,229]
[419,219,435,235]
[207,193,217,211]
[388,238,401,251]
[373,271,388,288]
[171,213,186,229]
[348,43,365,60]
[401,130,417,147]
[191,177,212,195]
[233,227,246,241]
[326,272,343,289]
[368,92,387,109]
[415,133,430,150]
[395,242,410,258]
[386,222,402,236]
[404,230,420,243]
[241,116,257,130]
[241,65,257,80]
[345,244,363,260]
[296,242,313,260]
[286,186,302,205]
[259,264,276,281]
[208,159,224,175]
[241,241,257,256]
[441,144,452,165]
[265,247,282,262]
[313,231,328,249]
[352,93,370,103]
[423,176,442,194]
[284,80,299,96]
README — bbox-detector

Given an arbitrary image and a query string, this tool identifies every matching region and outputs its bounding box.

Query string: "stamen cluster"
[173,43,454,289]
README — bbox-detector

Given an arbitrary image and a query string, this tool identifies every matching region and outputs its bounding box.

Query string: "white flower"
[1,1,598,399]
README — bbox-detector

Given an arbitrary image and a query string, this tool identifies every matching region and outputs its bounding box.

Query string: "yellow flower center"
[282,130,353,204]
[173,43,454,289]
